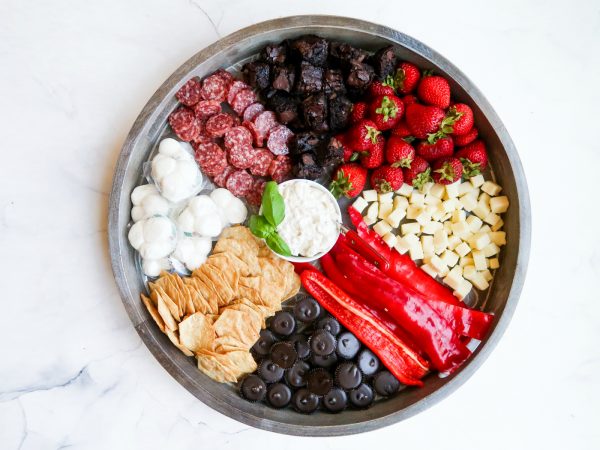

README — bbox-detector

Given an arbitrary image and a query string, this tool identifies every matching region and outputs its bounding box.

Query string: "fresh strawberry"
[329,163,368,198]
[403,156,432,190]
[368,75,396,98]
[455,140,488,177]
[449,104,474,136]
[386,136,415,168]
[359,134,385,169]
[349,102,368,125]
[416,136,454,162]
[368,95,404,131]
[390,121,413,138]
[426,107,464,142]
[370,165,404,193]
[417,72,451,109]
[348,119,381,151]
[402,94,418,106]
[336,133,357,162]
[405,103,445,139]
[432,157,463,185]
[454,127,479,147]
[395,62,421,94]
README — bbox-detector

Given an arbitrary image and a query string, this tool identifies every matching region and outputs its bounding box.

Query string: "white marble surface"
[1,0,599,448]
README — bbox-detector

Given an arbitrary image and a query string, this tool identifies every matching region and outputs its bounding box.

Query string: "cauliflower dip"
[277,181,340,257]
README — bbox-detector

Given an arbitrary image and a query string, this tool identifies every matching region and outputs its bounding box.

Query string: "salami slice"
[223,126,253,150]
[193,100,221,120]
[175,78,202,106]
[268,155,292,183]
[246,178,267,206]
[213,165,236,188]
[200,74,227,102]
[231,88,257,116]
[168,106,201,142]
[213,68,235,87]
[195,142,228,177]
[228,144,257,170]
[227,80,250,105]
[226,170,254,197]
[253,111,278,144]
[249,148,274,177]
[242,102,265,122]
[191,134,214,152]
[266,125,293,155]
[205,113,235,138]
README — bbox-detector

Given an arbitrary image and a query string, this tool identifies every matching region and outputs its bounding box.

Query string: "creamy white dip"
[277,181,340,257]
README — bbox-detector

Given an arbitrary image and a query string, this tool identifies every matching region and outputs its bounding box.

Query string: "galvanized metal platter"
[108,15,531,436]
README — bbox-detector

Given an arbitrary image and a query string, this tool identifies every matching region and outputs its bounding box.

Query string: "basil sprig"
[248,181,292,256]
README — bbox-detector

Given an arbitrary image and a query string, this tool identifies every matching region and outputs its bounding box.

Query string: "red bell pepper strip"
[301,270,428,385]
[292,261,316,275]
[320,253,429,360]
[331,238,494,340]
[334,250,473,373]
[347,206,460,306]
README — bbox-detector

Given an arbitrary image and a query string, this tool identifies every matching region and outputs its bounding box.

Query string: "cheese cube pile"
[354,176,509,301]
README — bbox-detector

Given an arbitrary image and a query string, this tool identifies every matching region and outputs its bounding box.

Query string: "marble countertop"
[1,0,598,448]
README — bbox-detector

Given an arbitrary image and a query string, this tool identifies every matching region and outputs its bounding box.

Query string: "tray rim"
[108,15,531,436]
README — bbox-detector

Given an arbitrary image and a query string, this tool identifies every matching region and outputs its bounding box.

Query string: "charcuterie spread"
[125,34,510,414]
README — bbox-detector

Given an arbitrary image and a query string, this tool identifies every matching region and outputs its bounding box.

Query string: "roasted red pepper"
[332,237,493,340]
[347,206,460,306]
[334,249,474,373]
[292,261,316,275]
[301,270,429,385]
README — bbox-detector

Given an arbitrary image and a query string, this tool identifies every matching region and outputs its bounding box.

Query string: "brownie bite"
[302,93,328,132]
[271,64,296,92]
[289,35,329,67]
[371,45,397,79]
[242,61,271,90]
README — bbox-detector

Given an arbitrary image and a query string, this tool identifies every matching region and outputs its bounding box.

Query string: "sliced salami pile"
[168,71,293,205]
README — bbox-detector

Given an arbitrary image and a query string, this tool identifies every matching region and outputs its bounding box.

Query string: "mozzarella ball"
[225,197,248,224]
[128,221,145,249]
[195,214,223,237]
[158,137,183,158]
[131,184,159,205]
[131,206,145,223]
[143,240,175,260]
[143,216,174,242]
[177,209,195,233]
[143,194,170,217]
[142,258,170,277]
[189,195,217,215]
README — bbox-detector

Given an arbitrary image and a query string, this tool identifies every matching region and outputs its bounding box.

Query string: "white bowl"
[267,179,342,263]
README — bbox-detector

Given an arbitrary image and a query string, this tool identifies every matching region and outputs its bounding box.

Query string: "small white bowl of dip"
[269,179,342,263]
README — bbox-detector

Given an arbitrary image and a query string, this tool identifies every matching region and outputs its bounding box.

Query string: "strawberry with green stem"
[359,134,385,169]
[416,136,454,162]
[348,119,381,151]
[369,75,397,98]
[368,95,404,131]
[386,136,415,168]
[455,140,488,178]
[403,156,432,190]
[395,62,421,94]
[330,163,367,198]
[370,165,404,193]
[432,157,463,185]
[417,70,451,109]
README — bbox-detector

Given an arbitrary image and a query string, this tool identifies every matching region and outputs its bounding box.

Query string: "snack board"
[109,17,528,436]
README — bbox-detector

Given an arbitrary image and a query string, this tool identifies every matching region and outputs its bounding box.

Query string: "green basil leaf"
[248,215,275,239]
[266,232,292,257]
[261,181,285,227]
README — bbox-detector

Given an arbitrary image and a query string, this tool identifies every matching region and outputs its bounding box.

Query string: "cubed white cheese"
[479,192,491,206]
[451,221,471,239]
[422,221,443,235]
[394,237,410,254]
[463,265,477,279]
[455,241,471,257]
[378,192,394,204]
[470,174,485,188]
[468,271,490,290]
[352,196,369,214]
[384,207,406,228]
[373,220,392,237]
[363,189,378,202]
[401,222,421,235]
[483,243,500,257]
[406,205,422,220]
[425,204,438,216]
[445,181,461,199]
[442,198,457,213]
[420,182,434,195]
[441,249,460,267]
[459,194,478,212]
[382,232,398,248]
[447,235,462,251]
[402,233,420,247]
[366,202,379,221]
[364,216,377,226]
[431,204,447,221]
[483,212,501,227]
[490,196,509,213]
[489,231,507,246]
[458,181,474,196]
[444,221,453,235]
[396,183,413,196]
[491,218,504,232]
[460,256,474,267]
[453,279,473,301]
[415,209,432,226]
[421,263,439,278]
[479,225,492,233]
[430,255,448,274]
[470,232,491,250]
[473,201,491,220]
[430,183,446,199]
[472,250,487,271]
[481,181,502,196]
[409,241,424,260]
[433,229,449,254]
[424,194,441,206]
[443,266,465,291]
[378,202,393,220]
[466,215,483,233]
[452,209,466,223]
[421,235,434,259]
[393,195,409,210]
[410,191,425,206]
[489,258,500,269]
[482,269,493,282]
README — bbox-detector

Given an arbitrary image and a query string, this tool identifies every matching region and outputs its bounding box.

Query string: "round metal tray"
[108,15,531,436]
